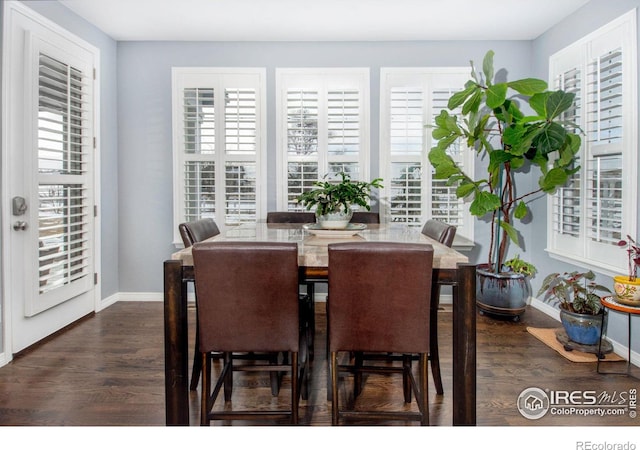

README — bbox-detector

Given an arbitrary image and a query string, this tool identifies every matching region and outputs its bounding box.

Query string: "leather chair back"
[350,211,380,224]
[179,218,220,247]
[328,242,433,354]
[193,241,300,353]
[266,211,316,223]
[421,219,456,248]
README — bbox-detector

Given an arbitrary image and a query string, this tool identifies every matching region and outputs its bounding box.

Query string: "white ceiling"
[58,0,590,42]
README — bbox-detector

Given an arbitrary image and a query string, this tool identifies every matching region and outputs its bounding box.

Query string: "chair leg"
[430,283,444,395]
[402,354,412,403]
[331,351,339,425]
[291,352,299,424]
[223,352,233,401]
[354,352,363,398]
[419,353,429,426]
[190,320,202,391]
[270,353,281,396]
[200,352,211,426]
[306,283,315,360]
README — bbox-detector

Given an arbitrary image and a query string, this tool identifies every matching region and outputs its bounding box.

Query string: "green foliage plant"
[297,172,383,216]
[537,271,611,315]
[429,50,581,273]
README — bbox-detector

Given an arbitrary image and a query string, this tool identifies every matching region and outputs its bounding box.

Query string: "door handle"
[13,221,28,231]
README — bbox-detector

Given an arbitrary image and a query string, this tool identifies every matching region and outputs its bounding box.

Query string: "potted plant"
[537,271,611,346]
[614,235,640,305]
[297,172,383,229]
[429,50,581,319]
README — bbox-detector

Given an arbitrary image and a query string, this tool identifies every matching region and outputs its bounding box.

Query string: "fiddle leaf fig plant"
[429,50,581,272]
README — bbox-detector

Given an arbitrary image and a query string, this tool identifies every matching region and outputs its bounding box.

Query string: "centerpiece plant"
[428,50,581,318]
[297,172,383,228]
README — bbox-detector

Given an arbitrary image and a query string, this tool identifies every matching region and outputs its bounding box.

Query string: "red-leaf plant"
[617,235,640,282]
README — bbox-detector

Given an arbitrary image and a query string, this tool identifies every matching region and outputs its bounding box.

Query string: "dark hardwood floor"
[0,300,638,426]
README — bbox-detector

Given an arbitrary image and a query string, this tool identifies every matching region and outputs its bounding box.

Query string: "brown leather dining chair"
[328,241,434,425]
[421,219,456,395]
[266,211,316,223]
[267,211,316,358]
[178,218,221,391]
[350,211,380,224]
[192,241,309,425]
[179,217,221,248]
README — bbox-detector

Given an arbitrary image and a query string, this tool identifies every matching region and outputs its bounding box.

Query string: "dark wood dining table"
[163,222,476,425]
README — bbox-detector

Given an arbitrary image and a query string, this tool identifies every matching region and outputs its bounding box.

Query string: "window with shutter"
[547,11,637,274]
[172,69,265,241]
[276,69,369,211]
[37,52,93,305]
[380,69,473,238]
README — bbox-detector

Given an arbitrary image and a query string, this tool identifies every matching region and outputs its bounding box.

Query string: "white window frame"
[546,10,637,276]
[171,67,266,245]
[379,68,474,239]
[275,68,370,211]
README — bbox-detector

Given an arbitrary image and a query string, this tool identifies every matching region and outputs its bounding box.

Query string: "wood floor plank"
[0,301,637,426]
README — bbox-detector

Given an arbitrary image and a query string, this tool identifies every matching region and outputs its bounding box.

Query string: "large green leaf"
[539,167,568,192]
[428,147,450,166]
[469,191,500,216]
[489,150,512,172]
[514,201,528,219]
[486,83,507,109]
[545,90,575,120]
[437,134,459,151]
[528,92,549,117]
[448,85,477,110]
[499,221,520,246]
[432,127,452,140]
[456,182,476,198]
[534,122,567,155]
[502,124,526,147]
[507,78,548,95]
[434,164,460,179]
[462,89,483,115]
[482,50,495,85]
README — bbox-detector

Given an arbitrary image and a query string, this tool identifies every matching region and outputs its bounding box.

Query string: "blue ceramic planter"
[559,308,603,346]
[476,264,530,320]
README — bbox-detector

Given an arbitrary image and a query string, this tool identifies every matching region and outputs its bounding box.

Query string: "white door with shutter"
[3,2,99,353]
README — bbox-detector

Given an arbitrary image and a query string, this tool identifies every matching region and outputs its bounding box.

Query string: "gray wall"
[18,1,120,298]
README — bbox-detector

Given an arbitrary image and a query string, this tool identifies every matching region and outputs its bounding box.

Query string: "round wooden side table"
[597,295,640,375]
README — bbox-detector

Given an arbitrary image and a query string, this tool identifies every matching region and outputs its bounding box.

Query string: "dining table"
[163,221,476,425]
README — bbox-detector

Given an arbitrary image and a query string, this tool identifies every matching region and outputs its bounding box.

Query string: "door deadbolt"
[12,196,27,216]
[13,221,28,231]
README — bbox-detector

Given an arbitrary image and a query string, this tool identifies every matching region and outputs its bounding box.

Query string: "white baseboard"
[113,292,196,302]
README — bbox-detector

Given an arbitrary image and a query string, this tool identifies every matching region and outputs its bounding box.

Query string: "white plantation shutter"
[548,11,636,273]
[552,65,582,240]
[286,89,319,211]
[32,43,95,314]
[172,69,265,239]
[388,87,423,223]
[430,87,466,230]
[327,89,360,157]
[585,47,624,252]
[380,69,472,237]
[276,69,369,211]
